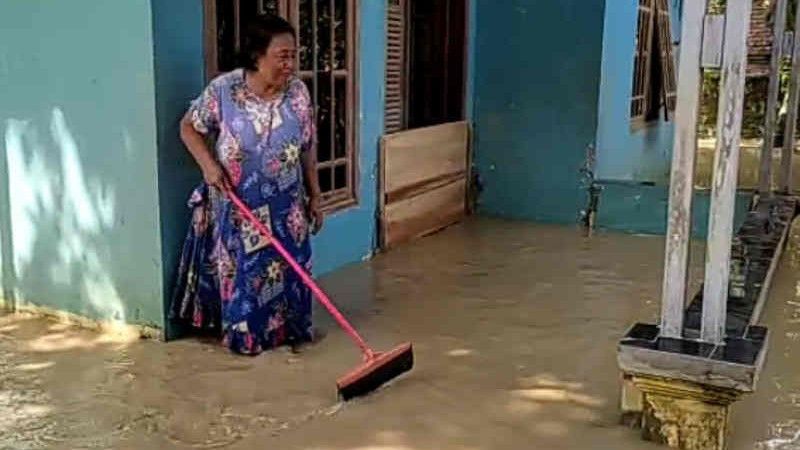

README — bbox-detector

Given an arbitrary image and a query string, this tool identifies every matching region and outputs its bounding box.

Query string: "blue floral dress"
[170,69,316,355]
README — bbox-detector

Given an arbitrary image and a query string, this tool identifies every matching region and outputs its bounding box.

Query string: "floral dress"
[170,69,316,355]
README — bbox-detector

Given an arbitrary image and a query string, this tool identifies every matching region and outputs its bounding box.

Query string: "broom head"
[336,342,413,400]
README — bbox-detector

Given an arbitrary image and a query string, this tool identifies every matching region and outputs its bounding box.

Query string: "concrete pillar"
[634,375,740,450]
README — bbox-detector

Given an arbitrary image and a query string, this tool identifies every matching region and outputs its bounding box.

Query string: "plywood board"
[381,121,469,195]
[382,178,466,248]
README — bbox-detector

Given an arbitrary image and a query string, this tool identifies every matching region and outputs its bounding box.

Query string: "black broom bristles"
[336,343,414,401]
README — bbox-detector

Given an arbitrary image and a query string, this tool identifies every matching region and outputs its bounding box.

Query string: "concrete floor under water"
[1,217,799,449]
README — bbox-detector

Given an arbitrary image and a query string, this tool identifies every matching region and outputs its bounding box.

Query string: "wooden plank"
[385,171,466,204]
[618,341,766,393]
[379,128,388,249]
[701,14,724,69]
[383,178,467,248]
[780,9,800,193]
[660,0,707,339]
[759,0,788,194]
[702,0,752,345]
[381,121,469,194]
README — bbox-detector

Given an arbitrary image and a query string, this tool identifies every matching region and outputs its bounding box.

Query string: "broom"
[225,188,414,400]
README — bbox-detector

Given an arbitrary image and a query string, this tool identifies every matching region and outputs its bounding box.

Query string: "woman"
[170,15,323,355]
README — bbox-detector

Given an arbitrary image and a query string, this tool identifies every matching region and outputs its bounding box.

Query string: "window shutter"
[385,0,407,133]
[655,0,677,113]
[631,0,656,122]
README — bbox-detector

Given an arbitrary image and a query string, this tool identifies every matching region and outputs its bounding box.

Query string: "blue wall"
[0,0,164,326]
[594,0,682,183]
[465,0,477,122]
[151,0,207,337]
[472,0,607,223]
[595,182,751,238]
[310,0,384,276]
[591,0,756,237]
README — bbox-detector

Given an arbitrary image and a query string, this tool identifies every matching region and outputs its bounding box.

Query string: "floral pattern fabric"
[170,69,316,355]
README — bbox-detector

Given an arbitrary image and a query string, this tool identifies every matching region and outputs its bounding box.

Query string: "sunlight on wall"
[4,108,125,323]
[5,118,45,274]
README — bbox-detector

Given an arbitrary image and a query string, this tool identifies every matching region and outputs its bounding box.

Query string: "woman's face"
[256,32,297,86]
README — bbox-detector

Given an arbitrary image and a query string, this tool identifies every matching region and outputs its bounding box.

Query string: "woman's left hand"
[308,196,324,234]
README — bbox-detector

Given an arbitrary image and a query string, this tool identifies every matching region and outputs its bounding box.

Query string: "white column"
[660,0,707,338]
[759,0,788,194]
[780,6,800,194]
[701,0,752,344]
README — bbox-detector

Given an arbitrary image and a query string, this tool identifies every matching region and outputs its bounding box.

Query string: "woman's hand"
[308,195,324,234]
[202,161,231,191]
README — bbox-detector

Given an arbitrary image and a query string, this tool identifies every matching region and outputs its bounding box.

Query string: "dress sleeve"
[187,81,221,135]
[291,79,316,153]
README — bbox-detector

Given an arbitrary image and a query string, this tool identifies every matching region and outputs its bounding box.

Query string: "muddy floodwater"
[1,217,799,449]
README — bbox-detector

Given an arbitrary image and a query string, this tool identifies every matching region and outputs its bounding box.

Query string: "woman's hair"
[239,14,296,71]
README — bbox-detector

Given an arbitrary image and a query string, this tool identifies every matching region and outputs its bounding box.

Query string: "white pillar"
[660,0,707,338]
[758,0,788,194]
[701,0,752,344]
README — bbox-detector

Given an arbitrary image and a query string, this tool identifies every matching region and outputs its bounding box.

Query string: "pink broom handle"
[225,188,375,358]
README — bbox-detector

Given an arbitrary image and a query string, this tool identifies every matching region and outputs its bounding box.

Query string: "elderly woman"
[170,15,323,355]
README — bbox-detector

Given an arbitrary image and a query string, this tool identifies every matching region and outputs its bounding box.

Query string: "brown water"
[0,217,797,449]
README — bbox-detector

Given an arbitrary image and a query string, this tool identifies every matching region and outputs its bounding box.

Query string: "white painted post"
[780,7,800,194]
[759,0,788,194]
[702,0,752,344]
[660,0,708,339]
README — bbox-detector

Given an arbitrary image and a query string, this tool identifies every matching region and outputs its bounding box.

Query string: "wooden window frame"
[630,0,677,130]
[202,0,360,213]
[384,0,470,134]
[385,0,408,133]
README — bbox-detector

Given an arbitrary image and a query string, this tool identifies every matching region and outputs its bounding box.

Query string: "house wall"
[0,0,442,331]
[594,0,683,183]
[592,0,752,236]
[150,0,207,338]
[472,0,607,223]
[311,0,384,275]
[0,1,164,327]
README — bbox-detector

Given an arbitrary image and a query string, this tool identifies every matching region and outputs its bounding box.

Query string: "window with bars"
[204,0,358,210]
[631,0,677,125]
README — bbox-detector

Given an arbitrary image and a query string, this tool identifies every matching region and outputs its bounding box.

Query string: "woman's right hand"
[202,161,231,191]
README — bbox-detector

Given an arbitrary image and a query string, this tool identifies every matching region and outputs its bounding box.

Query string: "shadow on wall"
[2,107,159,326]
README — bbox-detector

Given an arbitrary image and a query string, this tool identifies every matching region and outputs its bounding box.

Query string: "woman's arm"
[302,147,324,233]
[301,148,321,201]
[180,113,230,191]
[180,81,230,191]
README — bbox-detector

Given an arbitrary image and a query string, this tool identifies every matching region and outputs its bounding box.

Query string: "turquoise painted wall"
[594,0,682,182]
[591,0,754,237]
[310,0,384,275]
[0,1,164,326]
[595,182,751,238]
[472,0,607,223]
[465,0,477,122]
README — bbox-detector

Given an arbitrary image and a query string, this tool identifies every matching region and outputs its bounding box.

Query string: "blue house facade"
[0,0,739,335]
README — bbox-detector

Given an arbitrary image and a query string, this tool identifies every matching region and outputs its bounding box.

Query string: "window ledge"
[320,196,358,215]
